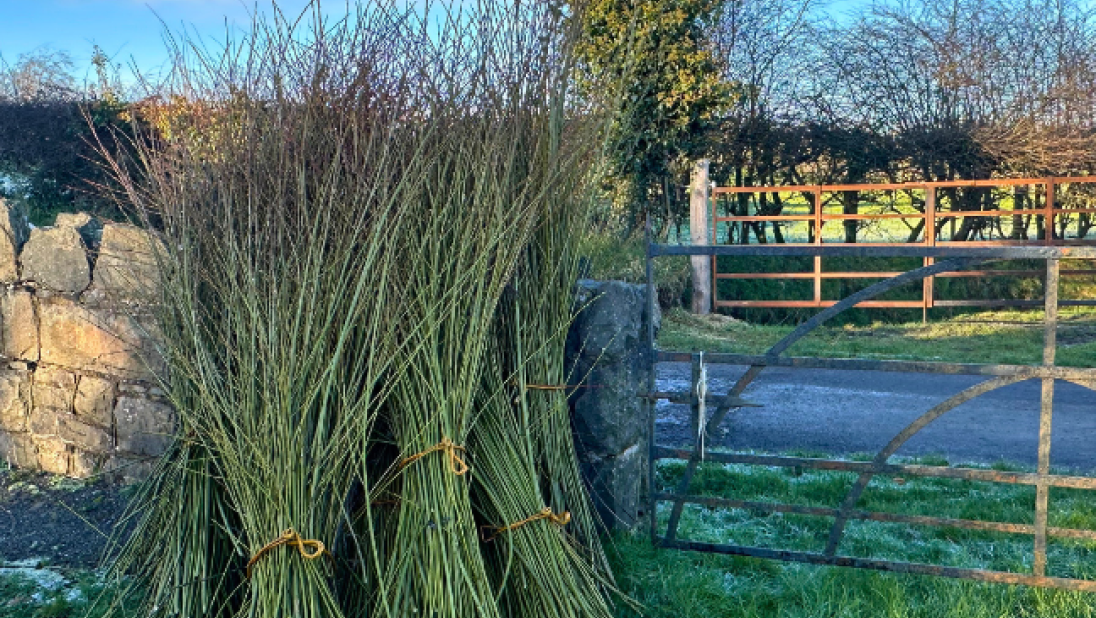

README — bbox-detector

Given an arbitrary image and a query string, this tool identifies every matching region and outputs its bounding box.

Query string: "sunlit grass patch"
[659,307,1096,367]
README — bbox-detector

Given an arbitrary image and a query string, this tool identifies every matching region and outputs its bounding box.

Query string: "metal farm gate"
[643,227,1096,590]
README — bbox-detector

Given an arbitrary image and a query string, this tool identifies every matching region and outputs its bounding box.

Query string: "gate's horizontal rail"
[652,244,1096,259]
[652,447,1096,490]
[713,300,931,308]
[715,269,1096,279]
[656,538,1096,592]
[650,492,1096,541]
[714,299,1096,308]
[933,299,1096,307]
[654,351,1096,379]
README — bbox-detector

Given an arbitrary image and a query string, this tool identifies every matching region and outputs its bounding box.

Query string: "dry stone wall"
[0,200,170,482]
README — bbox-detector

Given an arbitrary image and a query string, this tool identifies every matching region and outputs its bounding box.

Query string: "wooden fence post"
[690,159,712,314]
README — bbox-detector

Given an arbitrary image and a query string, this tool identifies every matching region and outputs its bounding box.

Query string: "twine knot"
[482,507,571,542]
[400,437,470,476]
[245,528,330,578]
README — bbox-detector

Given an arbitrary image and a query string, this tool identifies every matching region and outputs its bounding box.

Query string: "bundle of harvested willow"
[99,3,619,618]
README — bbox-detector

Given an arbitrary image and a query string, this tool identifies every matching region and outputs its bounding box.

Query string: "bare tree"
[0,47,77,102]
[812,0,1096,241]
[709,0,819,244]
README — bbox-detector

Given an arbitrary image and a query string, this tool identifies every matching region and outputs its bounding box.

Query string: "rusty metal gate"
[644,229,1096,590]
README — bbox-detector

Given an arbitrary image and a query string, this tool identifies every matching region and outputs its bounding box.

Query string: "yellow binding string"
[482,507,571,542]
[246,528,330,578]
[399,437,469,475]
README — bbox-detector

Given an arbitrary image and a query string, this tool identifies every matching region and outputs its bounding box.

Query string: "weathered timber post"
[690,159,712,314]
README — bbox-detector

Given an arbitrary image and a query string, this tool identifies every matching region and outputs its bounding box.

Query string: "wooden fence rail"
[708,177,1096,314]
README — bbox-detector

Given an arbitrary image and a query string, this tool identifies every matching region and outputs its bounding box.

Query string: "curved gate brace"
[823,375,1029,556]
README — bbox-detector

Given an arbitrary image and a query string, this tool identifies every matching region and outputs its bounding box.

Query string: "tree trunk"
[771,193,786,243]
[1011,187,1027,240]
[843,191,859,243]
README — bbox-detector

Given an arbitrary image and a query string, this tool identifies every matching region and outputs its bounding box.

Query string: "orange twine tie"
[399,437,470,476]
[482,507,571,542]
[246,528,330,578]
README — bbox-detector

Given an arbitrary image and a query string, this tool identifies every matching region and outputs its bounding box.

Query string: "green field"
[659,308,1096,367]
[712,188,1096,245]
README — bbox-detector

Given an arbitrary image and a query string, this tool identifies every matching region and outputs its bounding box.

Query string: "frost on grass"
[654,450,1096,580]
[0,562,109,611]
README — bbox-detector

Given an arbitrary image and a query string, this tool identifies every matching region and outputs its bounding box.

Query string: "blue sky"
[0,0,870,89]
[0,0,344,87]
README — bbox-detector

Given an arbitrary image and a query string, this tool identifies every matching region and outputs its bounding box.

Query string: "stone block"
[34,438,69,475]
[54,212,103,250]
[570,280,660,363]
[38,297,164,380]
[567,280,659,455]
[32,367,77,412]
[74,375,114,428]
[103,455,156,484]
[20,227,91,294]
[0,199,29,283]
[0,431,36,468]
[0,370,30,433]
[69,449,104,479]
[92,223,163,302]
[0,288,38,361]
[579,442,645,530]
[114,396,174,457]
[564,279,660,532]
[28,404,64,436]
[57,415,112,452]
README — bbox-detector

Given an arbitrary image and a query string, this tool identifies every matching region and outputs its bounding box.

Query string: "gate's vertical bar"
[665,354,703,545]
[646,214,659,545]
[814,187,823,307]
[923,186,937,323]
[1034,257,1060,576]
[690,353,702,457]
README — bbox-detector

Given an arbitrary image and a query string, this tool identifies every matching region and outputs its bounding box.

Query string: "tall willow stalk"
[514,182,611,563]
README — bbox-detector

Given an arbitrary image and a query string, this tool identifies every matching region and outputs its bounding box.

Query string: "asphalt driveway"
[655,362,1096,471]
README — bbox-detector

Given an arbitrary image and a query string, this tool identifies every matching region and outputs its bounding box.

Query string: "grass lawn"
[659,308,1096,368]
[0,569,129,618]
[608,454,1096,617]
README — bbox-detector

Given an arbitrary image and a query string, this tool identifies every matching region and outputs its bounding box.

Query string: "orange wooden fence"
[710,177,1096,313]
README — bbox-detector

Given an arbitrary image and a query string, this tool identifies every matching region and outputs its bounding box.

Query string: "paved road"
[655,362,1096,471]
